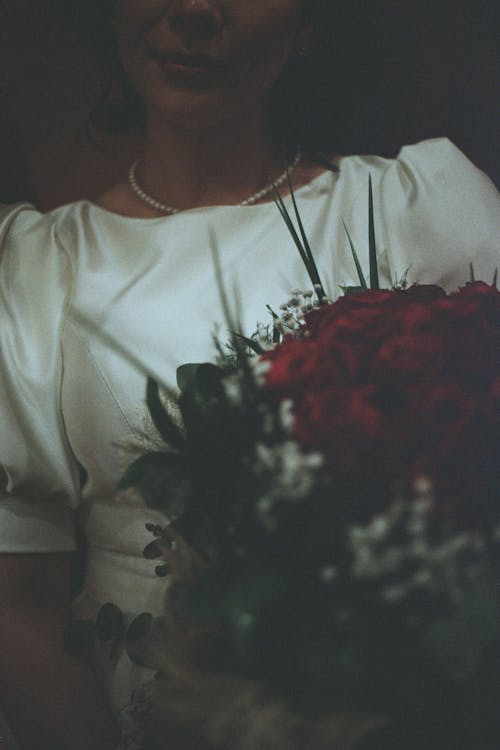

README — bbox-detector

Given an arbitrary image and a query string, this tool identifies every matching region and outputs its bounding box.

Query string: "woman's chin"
[149,93,251,133]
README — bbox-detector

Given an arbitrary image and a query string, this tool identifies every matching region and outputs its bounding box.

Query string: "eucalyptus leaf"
[143,539,164,559]
[126,613,169,669]
[126,612,153,666]
[96,603,125,643]
[145,522,164,537]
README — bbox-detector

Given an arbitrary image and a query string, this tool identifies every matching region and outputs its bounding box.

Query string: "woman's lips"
[150,50,230,82]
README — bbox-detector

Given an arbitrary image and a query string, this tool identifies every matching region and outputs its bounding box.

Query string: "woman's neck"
[139,109,285,211]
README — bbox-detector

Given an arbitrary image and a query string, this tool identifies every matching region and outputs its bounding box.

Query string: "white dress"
[0,138,499,726]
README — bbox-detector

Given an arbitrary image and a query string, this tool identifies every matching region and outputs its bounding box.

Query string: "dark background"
[1,0,498,210]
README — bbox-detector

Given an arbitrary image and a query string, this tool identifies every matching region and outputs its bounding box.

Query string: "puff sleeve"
[0,204,81,552]
[378,138,499,290]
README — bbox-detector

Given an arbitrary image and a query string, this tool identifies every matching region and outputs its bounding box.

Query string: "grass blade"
[342,219,368,290]
[286,172,327,300]
[273,186,311,271]
[146,378,184,450]
[368,175,379,289]
[274,184,325,302]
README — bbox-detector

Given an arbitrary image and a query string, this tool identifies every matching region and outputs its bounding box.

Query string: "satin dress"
[0,138,498,725]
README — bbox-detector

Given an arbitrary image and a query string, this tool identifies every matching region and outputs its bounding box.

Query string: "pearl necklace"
[128,149,302,215]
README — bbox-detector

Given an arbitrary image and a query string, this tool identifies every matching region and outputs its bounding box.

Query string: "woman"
[0,1,498,748]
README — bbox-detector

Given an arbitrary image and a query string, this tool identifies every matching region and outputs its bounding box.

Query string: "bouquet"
[70,185,500,749]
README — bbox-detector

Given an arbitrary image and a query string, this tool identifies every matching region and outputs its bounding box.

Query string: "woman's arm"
[0,553,120,750]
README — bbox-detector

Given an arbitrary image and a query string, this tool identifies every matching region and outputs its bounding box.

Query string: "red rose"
[372,331,446,381]
[293,385,409,480]
[261,281,499,528]
[456,281,500,299]
[415,382,478,436]
[305,289,394,341]
[402,284,447,301]
[263,339,322,393]
[295,386,384,441]
[438,282,500,322]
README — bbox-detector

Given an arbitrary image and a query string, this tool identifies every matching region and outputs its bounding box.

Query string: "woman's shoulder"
[334,136,499,232]
[339,137,496,191]
[348,138,500,288]
[0,198,104,265]
[0,201,84,306]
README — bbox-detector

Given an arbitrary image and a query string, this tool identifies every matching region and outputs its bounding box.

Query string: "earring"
[294,43,310,59]
[293,30,312,60]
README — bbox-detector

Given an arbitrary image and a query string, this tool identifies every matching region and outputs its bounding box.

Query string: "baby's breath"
[347,484,492,611]
[270,288,322,337]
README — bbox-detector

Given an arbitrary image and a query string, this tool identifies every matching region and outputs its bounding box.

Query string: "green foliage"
[96,603,125,643]
[368,175,380,290]
[120,451,190,516]
[126,612,155,667]
[146,377,184,450]
[115,185,500,743]
[125,613,170,670]
[421,581,499,681]
[273,182,326,302]
[342,219,368,290]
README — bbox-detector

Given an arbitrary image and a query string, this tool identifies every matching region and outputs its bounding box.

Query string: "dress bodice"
[1,137,499,722]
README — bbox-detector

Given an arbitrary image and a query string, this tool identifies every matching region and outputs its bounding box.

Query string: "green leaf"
[63,619,96,657]
[267,305,282,343]
[231,333,266,355]
[119,451,190,515]
[125,612,154,667]
[208,229,244,352]
[342,219,368,290]
[421,582,499,682]
[96,603,125,643]
[368,175,380,290]
[177,362,222,396]
[143,539,164,559]
[341,285,365,296]
[145,522,164,537]
[146,378,184,450]
[286,172,327,300]
[125,613,169,669]
[273,186,325,302]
